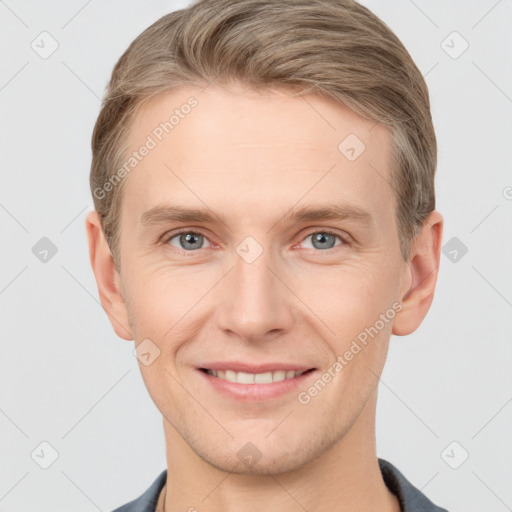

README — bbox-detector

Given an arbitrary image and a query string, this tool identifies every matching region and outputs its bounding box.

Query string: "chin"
[190,429,334,476]
[202,448,310,476]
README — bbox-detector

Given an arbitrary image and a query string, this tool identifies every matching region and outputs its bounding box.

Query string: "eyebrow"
[140,203,375,231]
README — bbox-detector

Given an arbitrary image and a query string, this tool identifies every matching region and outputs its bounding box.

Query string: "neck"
[161,389,400,512]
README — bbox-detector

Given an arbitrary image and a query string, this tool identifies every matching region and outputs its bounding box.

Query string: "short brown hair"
[90,0,436,265]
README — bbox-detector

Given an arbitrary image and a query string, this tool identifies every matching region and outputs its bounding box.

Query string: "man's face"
[116,83,410,474]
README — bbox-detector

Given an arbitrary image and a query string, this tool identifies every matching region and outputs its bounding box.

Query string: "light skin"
[86,82,443,512]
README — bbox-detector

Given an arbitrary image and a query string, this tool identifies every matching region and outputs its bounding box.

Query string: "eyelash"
[161,228,350,255]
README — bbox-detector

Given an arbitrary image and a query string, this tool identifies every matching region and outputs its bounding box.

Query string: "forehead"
[120,83,396,228]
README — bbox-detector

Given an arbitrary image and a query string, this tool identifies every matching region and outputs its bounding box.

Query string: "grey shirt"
[112,457,449,512]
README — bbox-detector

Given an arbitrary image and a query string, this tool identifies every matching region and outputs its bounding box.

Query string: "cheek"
[294,260,400,337]
[121,271,166,341]
[122,263,207,344]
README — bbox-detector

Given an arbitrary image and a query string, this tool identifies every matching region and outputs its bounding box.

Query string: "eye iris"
[312,232,336,250]
[180,232,202,250]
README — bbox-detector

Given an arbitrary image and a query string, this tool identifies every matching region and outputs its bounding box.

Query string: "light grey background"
[1,1,511,511]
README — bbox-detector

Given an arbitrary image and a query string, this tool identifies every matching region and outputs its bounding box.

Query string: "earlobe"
[392,211,443,336]
[85,211,133,340]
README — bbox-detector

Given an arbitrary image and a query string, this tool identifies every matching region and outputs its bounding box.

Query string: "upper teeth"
[207,369,306,384]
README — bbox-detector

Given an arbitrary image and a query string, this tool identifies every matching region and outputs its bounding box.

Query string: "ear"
[392,210,444,336]
[85,211,133,340]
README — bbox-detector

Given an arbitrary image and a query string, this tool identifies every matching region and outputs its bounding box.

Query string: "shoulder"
[111,469,167,512]
[378,458,449,512]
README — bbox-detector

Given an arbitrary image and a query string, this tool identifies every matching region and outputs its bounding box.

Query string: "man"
[86,0,448,510]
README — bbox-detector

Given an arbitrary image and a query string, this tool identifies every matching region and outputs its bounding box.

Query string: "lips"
[196,363,318,401]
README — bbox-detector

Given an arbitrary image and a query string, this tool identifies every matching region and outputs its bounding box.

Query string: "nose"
[214,244,295,343]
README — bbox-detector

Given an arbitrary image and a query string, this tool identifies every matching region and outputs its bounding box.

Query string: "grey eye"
[169,232,210,251]
[303,232,342,250]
